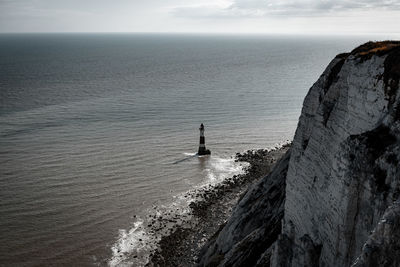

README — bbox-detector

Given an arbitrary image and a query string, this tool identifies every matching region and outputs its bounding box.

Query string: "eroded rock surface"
[351,200,400,267]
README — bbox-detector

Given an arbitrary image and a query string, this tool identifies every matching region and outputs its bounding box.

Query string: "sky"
[1,0,400,35]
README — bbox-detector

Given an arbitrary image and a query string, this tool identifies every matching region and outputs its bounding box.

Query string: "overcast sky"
[1,0,400,35]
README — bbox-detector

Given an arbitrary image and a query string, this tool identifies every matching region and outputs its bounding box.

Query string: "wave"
[109,220,149,267]
[205,157,244,184]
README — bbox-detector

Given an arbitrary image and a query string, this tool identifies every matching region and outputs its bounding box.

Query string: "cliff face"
[199,41,400,267]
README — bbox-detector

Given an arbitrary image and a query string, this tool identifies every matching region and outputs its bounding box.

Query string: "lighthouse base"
[198,148,211,155]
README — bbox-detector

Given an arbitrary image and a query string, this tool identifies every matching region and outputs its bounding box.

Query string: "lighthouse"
[198,123,211,155]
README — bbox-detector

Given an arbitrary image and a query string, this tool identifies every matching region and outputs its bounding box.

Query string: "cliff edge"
[199,41,400,267]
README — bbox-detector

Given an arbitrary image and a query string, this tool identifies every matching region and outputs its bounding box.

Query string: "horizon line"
[0,31,399,37]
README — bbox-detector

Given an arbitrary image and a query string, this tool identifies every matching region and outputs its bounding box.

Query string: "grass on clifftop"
[351,41,400,57]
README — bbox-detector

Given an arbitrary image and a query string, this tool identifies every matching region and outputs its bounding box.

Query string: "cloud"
[0,0,95,19]
[171,0,400,18]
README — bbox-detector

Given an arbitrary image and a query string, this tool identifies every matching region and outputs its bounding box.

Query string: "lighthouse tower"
[198,123,211,155]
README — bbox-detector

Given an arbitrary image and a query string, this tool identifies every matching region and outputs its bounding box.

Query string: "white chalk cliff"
[199,41,400,267]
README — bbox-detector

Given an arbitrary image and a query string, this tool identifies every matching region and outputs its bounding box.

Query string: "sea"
[0,33,376,266]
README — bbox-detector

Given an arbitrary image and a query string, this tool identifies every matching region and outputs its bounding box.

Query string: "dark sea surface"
[0,33,369,266]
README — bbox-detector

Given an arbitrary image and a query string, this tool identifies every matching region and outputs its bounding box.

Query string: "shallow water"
[0,33,368,266]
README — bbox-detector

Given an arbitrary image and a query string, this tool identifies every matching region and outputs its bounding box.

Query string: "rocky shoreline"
[146,143,291,266]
